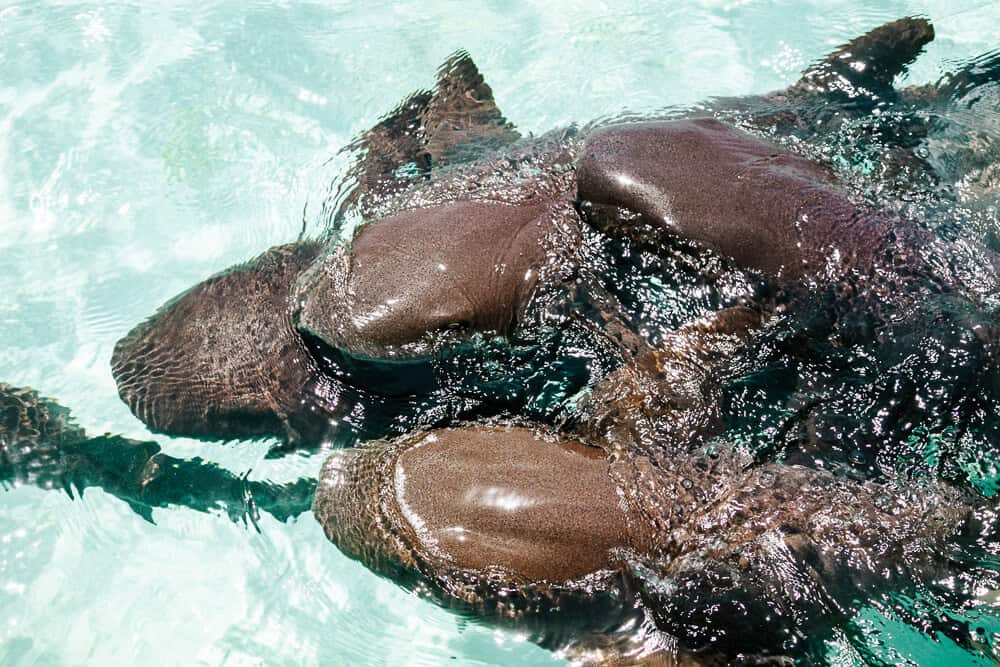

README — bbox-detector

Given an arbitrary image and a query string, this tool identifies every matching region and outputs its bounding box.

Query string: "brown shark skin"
[292,198,581,362]
[314,428,970,662]
[396,429,625,582]
[314,426,630,584]
[110,113,938,441]
[312,424,660,663]
[576,117,908,280]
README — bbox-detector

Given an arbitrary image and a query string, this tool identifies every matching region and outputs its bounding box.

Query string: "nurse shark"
[6,17,1000,665]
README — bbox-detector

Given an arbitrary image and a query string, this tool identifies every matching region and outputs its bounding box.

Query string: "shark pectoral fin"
[792,17,934,103]
[335,51,519,220]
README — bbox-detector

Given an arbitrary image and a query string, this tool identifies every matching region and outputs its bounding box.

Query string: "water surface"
[2,1,1000,664]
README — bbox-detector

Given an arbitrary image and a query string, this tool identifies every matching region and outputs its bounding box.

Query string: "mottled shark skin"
[110,17,1000,446]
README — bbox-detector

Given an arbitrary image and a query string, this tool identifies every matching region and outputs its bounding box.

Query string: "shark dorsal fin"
[422,51,520,164]
[335,51,519,221]
[793,17,934,104]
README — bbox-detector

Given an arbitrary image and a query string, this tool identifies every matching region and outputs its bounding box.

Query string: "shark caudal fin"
[1,382,315,525]
[333,51,520,221]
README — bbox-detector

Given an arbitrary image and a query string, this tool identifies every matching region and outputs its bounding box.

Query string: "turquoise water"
[2,1,1000,664]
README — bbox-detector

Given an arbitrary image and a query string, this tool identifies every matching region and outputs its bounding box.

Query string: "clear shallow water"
[2,1,1000,665]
